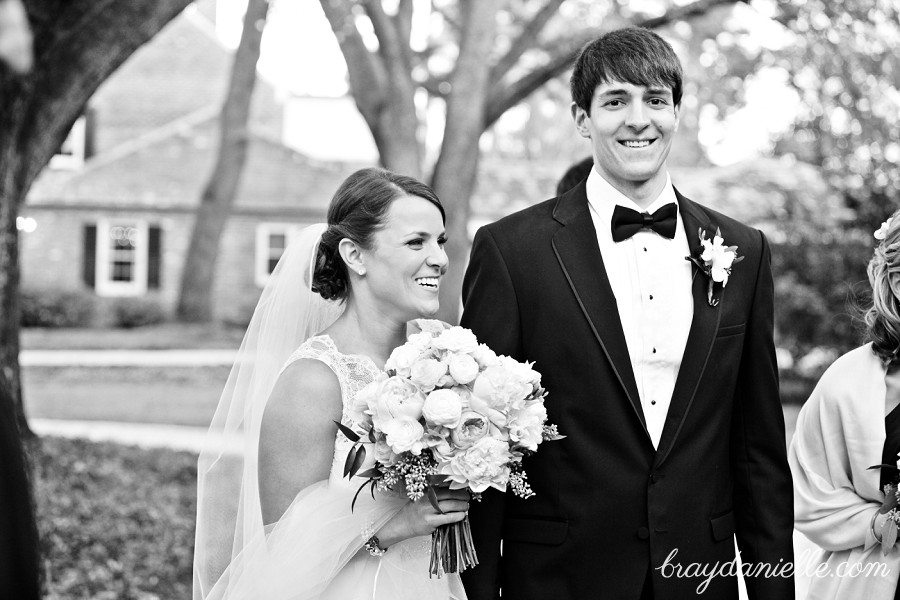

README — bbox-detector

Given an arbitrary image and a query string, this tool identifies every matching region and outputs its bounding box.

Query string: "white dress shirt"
[585,169,694,448]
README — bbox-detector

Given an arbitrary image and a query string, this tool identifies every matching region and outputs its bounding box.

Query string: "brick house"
[20,2,366,324]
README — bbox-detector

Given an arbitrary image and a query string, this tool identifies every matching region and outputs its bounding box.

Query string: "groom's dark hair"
[570,27,683,114]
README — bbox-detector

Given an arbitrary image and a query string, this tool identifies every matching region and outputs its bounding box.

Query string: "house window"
[255,223,304,286]
[49,114,88,170]
[94,219,149,297]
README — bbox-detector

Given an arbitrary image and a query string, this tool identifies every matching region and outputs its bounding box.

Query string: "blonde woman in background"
[790,210,900,598]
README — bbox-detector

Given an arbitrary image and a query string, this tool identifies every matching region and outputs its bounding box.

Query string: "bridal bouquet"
[336,320,563,577]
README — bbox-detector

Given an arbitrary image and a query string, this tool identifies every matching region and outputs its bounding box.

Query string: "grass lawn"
[32,436,197,600]
[24,366,230,427]
[21,323,246,351]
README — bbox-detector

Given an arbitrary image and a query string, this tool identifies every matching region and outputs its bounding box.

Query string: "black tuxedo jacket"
[459,181,794,600]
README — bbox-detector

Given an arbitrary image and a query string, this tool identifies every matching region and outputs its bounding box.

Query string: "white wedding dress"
[200,335,467,600]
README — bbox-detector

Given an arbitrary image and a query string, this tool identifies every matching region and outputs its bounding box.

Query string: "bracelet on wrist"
[362,519,388,557]
[364,534,388,557]
[872,510,884,543]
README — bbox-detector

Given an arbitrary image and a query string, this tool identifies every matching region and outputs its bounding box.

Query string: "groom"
[460,27,793,599]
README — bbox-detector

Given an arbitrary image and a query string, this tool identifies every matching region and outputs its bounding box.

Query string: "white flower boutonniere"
[686,227,744,307]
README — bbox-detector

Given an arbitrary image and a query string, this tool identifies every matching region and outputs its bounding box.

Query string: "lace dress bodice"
[280,335,432,563]
[281,335,381,486]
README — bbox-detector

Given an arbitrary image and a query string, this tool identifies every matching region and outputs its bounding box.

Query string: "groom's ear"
[572,102,590,139]
[338,238,365,276]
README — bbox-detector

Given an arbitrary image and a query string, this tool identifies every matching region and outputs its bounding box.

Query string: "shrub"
[20,288,96,328]
[31,437,196,600]
[110,298,168,329]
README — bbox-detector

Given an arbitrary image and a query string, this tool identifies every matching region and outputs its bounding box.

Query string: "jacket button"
[650,472,663,483]
[637,526,650,539]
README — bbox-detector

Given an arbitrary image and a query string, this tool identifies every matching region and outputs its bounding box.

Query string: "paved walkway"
[30,418,240,455]
[20,349,238,367]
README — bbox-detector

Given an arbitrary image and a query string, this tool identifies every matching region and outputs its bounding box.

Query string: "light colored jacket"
[790,343,900,598]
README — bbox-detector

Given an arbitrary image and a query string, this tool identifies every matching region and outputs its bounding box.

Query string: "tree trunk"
[432,0,502,324]
[0,108,27,435]
[0,0,193,438]
[177,0,269,322]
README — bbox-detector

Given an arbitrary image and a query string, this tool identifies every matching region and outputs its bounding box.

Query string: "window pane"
[112,261,133,282]
[269,233,286,250]
[107,225,138,283]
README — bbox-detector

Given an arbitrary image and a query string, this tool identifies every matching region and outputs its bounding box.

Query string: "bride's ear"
[338,238,366,277]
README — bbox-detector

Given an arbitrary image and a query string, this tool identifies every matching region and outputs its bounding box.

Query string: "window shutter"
[83,224,96,288]
[148,225,162,289]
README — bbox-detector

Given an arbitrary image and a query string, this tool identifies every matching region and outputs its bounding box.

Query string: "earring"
[357,268,366,276]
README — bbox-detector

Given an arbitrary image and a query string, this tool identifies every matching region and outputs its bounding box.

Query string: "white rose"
[440,437,511,493]
[382,416,426,454]
[472,344,502,368]
[498,355,541,387]
[449,410,492,449]
[373,437,398,466]
[423,389,464,428]
[409,358,447,391]
[433,326,479,354]
[508,401,548,452]
[407,331,434,350]
[367,376,426,430]
[385,343,423,376]
[448,353,480,384]
[472,365,532,411]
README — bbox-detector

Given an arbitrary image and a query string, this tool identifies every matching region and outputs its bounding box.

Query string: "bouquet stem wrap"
[430,515,478,578]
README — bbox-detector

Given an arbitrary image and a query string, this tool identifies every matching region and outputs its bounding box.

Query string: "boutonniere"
[685,227,743,307]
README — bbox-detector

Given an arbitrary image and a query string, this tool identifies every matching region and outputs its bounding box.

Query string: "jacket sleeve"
[730,232,796,599]
[459,226,521,600]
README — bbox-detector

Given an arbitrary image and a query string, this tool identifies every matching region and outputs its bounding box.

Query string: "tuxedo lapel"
[654,192,722,465]
[550,182,649,439]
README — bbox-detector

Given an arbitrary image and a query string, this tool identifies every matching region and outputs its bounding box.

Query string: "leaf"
[368,428,377,444]
[350,479,369,513]
[333,420,360,443]
[349,444,367,478]
[343,445,358,478]
[356,467,382,479]
[883,519,897,555]
[427,473,450,486]
[427,485,444,514]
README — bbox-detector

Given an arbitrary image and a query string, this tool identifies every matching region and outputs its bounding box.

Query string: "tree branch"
[19,0,193,191]
[485,0,740,129]
[396,0,414,51]
[364,0,412,74]
[318,0,387,123]
[490,0,565,84]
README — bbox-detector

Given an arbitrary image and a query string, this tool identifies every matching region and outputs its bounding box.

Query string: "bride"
[192,168,469,600]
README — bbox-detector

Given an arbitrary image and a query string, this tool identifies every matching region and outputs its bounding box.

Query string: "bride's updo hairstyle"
[312,167,444,301]
[866,210,900,365]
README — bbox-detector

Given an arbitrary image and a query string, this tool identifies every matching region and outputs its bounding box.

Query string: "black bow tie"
[610,203,678,242]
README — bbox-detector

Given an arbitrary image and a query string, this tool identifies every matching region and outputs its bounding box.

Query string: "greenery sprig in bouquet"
[336,320,563,577]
